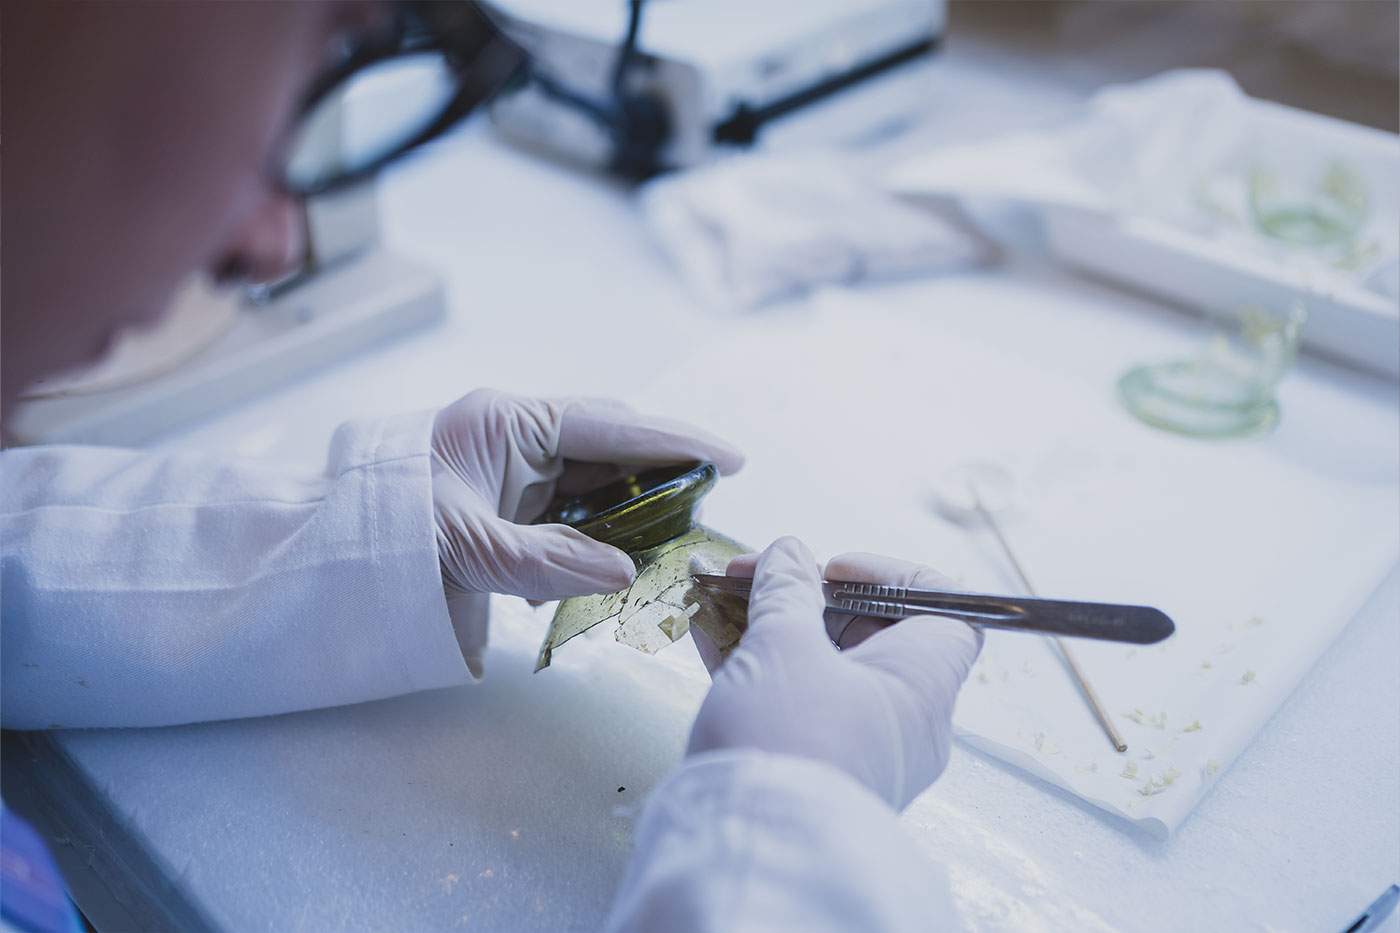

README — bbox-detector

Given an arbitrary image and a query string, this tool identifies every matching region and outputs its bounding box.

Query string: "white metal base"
[7,249,445,447]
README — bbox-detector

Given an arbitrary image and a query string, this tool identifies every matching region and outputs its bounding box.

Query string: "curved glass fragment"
[535,524,750,671]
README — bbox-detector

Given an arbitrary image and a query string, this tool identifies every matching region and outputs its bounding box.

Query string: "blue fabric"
[1,807,82,933]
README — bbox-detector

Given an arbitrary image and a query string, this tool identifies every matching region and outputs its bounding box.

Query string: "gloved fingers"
[509,461,631,526]
[823,551,965,593]
[740,537,830,651]
[556,399,745,476]
[433,389,565,477]
[825,555,983,694]
[723,552,760,577]
[739,551,959,651]
[821,552,959,650]
[475,520,637,600]
[825,614,895,650]
[553,460,633,498]
[843,610,983,703]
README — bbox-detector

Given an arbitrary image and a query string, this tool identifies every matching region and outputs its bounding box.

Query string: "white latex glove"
[688,537,983,810]
[431,388,743,674]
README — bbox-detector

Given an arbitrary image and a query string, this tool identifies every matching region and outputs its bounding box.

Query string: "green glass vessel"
[534,462,751,671]
[1118,303,1305,438]
[540,461,720,553]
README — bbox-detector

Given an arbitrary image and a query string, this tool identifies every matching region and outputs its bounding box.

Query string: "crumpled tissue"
[641,152,992,310]
[888,69,1251,220]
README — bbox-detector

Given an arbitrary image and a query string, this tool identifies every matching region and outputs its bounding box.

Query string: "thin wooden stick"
[969,485,1128,753]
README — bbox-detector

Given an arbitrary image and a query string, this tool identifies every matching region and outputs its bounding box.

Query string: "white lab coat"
[606,749,956,931]
[1,412,468,729]
[1,412,951,928]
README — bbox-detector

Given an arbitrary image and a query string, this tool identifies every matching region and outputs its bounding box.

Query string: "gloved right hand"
[687,537,983,810]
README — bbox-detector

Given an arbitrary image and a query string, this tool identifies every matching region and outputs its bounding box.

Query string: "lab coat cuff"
[361,409,471,692]
[333,408,438,469]
[611,748,955,931]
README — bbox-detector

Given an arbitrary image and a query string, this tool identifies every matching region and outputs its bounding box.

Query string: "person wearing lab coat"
[1,3,980,930]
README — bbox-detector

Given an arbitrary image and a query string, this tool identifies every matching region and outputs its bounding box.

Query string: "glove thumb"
[743,536,829,652]
[844,563,984,700]
[476,518,637,600]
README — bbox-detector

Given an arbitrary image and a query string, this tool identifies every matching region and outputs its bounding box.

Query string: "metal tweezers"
[691,574,1175,645]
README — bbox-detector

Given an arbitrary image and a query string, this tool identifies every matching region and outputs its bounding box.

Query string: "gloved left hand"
[430,389,743,672]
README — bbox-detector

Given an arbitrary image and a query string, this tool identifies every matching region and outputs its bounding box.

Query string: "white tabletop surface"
[30,48,1400,933]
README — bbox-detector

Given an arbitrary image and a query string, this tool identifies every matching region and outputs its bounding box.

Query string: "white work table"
[7,54,1398,933]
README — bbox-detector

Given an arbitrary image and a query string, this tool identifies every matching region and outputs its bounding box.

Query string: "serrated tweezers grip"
[689,574,1174,645]
[826,582,1027,622]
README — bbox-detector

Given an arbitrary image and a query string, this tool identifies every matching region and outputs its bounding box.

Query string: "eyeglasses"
[275,1,527,197]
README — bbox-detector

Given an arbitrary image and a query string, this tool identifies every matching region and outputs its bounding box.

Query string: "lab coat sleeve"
[604,749,958,932]
[1,410,471,730]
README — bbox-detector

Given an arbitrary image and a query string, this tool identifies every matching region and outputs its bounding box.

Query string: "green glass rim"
[1117,364,1280,438]
[538,461,718,554]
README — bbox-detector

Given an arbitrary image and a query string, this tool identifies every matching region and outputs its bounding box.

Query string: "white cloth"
[0,411,471,729]
[888,70,1253,221]
[606,749,955,932]
[885,69,1400,295]
[642,152,989,310]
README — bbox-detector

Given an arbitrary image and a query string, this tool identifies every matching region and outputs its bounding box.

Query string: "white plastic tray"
[1044,100,1400,379]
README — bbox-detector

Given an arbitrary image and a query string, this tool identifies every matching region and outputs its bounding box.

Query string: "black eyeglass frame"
[274,0,528,198]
